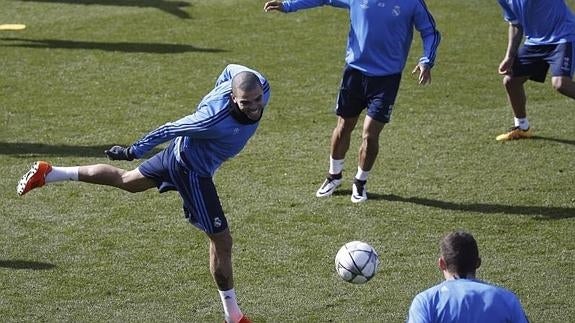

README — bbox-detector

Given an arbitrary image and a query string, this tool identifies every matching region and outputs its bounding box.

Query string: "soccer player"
[496,0,575,141]
[16,64,271,323]
[264,0,440,203]
[406,230,529,323]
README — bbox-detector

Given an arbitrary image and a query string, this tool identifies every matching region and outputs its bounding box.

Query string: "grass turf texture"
[1,0,574,321]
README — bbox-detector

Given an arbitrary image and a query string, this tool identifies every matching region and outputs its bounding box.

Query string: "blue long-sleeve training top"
[498,0,575,45]
[129,64,271,177]
[281,0,440,76]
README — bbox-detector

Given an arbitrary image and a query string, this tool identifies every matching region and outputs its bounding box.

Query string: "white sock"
[355,167,369,181]
[45,166,79,183]
[514,117,529,130]
[329,157,344,175]
[218,289,243,323]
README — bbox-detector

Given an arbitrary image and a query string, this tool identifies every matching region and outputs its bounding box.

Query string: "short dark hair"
[440,230,480,277]
[231,71,262,94]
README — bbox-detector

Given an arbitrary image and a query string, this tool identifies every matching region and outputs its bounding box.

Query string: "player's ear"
[475,257,481,269]
[438,257,447,270]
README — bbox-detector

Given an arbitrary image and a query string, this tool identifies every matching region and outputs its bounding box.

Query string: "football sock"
[218,289,243,323]
[355,167,369,181]
[45,166,79,183]
[514,117,529,130]
[329,157,344,175]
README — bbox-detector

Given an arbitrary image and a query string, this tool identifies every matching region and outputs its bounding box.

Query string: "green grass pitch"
[1,0,574,321]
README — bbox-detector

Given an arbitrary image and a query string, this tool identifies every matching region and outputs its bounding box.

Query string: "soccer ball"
[335,241,380,284]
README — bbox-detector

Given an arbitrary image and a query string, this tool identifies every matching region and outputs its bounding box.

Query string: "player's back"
[408,279,529,323]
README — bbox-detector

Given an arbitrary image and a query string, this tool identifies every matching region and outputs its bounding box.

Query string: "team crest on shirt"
[377,1,385,7]
[360,0,369,9]
[233,127,240,135]
[392,5,400,16]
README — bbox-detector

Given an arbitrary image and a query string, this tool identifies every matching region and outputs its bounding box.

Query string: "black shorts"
[138,141,228,234]
[335,65,402,123]
[512,42,575,83]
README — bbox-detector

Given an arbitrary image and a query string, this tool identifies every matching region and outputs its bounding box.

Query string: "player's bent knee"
[551,77,572,93]
[209,230,233,252]
[502,75,518,88]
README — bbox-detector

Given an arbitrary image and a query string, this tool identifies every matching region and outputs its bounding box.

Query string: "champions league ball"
[335,241,380,284]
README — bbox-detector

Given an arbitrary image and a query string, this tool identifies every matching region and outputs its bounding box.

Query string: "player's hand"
[264,0,285,12]
[105,146,135,161]
[498,57,514,75]
[412,63,431,85]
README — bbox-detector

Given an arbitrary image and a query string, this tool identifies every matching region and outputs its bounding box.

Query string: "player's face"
[232,87,264,121]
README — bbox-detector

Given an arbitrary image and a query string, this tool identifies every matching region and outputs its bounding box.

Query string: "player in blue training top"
[16,64,271,323]
[265,0,440,203]
[406,230,529,323]
[496,0,575,141]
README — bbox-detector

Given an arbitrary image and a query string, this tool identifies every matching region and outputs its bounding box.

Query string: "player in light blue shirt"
[17,64,270,323]
[495,0,575,141]
[406,231,529,323]
[265,0,440,203]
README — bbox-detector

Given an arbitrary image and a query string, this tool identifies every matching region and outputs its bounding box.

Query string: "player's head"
[231,71,264,121]
[439,230,481,279]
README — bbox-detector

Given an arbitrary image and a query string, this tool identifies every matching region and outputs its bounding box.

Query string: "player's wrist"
[126,146,137,160]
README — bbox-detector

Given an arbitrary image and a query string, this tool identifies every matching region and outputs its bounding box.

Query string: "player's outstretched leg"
[17,161,52,196]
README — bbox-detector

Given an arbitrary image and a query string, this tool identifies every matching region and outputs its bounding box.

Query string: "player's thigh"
[547,42,575,78]
[336,66,367,119]
[122,168,157,192]
[179,173,228,235]
[365,73,401,123]
[513,45,552,82]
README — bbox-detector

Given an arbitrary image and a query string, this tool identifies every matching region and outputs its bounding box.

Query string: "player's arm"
[509,292,530,323]
[105,108,219,161]
[412,2,441,85]
[498,23,523,75]
[406,294,432,323]
[264,0,348,13]
[496,0,523,75]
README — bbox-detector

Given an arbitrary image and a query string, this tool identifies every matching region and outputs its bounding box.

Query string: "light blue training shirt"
[130,64,271,177]
[281,0,441,76]
[498,0,575,45]
[407,278,529,323]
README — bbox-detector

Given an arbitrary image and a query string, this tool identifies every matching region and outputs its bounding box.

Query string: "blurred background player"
[264,0,440,203]
[17,64,271,323]
[496,0,575,141]
[406,230,529,323]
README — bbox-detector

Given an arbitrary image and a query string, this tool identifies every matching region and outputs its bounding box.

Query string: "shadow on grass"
[367,193,574,219]
[0,38,226,54]
[0,142,162,158]
[0,259,56,270]
[19,0,192,19]
[532,136,575,147]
